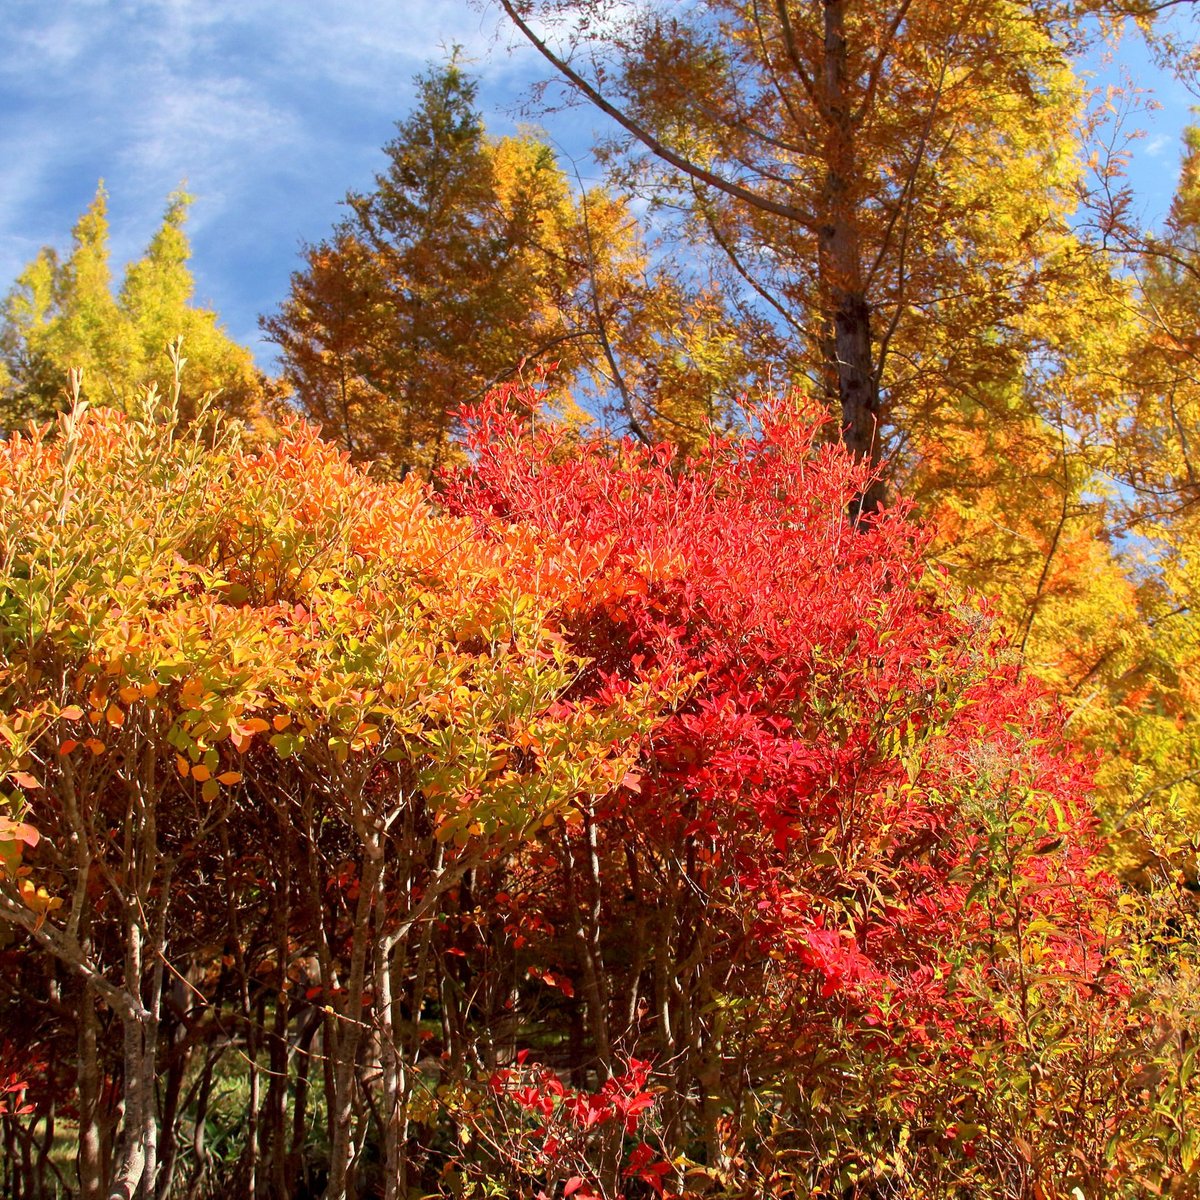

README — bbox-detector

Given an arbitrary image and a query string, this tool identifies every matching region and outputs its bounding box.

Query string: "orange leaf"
[58,705,84,721]
[531,970,575,998]
[216,771,242,786]
[84,739,105,756]
[191,764,211,783]
[175,754,190,778]
[10,772,40,790]
[105,704,125,728]
[272,714,291,731]
[241,718,271,734]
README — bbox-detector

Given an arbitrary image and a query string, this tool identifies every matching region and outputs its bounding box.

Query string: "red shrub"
[446,390,1142,1194]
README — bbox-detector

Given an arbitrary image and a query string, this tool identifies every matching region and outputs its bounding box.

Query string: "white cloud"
[1145,133,1172,158]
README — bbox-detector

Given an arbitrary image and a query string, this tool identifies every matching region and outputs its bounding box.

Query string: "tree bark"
[325,840,383,1200]
[107,1008,149,1200]
[78,980,107,1200]
[818,0,883,518]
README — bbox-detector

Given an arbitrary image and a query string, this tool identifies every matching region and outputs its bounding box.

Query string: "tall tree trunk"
[818,0,883,518]
[108,1009,148,1198]
[262,829,293,1200]
[377,927,405,1200]
[562,815,613,1077]
[153,991,186,1200]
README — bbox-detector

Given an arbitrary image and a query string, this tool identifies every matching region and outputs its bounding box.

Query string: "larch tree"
[117,191,269,421]
[263,61,592,478]
[493,0,1170,517]
[0,188,125,421]
[1068,120,1200,864]
[262,59,758,476]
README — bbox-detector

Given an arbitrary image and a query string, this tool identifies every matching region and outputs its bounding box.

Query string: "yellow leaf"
[19,879,62,915]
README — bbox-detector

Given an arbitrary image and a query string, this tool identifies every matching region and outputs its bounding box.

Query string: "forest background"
[3,1,1200,1198]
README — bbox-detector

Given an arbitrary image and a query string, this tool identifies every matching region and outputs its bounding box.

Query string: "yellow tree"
[904,108,1200,881]
[117,190,268,420]
[1,188,125,420]
[496,0,1171,518]
[1064,121,1200,866]
[0,185,271,427]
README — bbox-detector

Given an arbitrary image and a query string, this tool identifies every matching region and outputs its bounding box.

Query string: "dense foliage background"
[1,3,1200,1198]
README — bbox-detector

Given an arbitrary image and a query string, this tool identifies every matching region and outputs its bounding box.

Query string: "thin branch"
[1017,421,1073,667]
[498,0,817,228]
[574,180,652,444]
[854,0,915,122]
[692,185,807,338]
[771,0,821,112]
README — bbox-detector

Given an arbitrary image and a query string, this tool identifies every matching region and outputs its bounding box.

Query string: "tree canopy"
[263,61,760,476]
[1,186,272,428]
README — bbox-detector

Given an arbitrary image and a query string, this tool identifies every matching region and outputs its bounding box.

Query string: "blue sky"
[0,0,558,361]
[0,1,1195,369]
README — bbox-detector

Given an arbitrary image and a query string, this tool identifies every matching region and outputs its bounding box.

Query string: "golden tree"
[496,0,1173,517]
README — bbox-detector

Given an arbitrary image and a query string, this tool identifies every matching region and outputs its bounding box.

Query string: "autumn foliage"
[0,392,1194,1198]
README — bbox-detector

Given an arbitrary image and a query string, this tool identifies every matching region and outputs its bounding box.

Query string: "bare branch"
[498,0,817,228]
